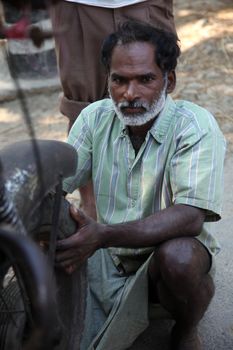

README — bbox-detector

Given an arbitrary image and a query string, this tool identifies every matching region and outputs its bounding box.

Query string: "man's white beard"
[110,82,167,127]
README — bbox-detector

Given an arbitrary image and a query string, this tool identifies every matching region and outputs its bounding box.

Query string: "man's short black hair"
[101,20,181,74]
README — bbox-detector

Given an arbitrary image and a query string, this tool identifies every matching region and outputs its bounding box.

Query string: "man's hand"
[55,205,103,274]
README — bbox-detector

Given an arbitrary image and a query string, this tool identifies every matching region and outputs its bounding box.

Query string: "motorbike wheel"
[0,278,28,350]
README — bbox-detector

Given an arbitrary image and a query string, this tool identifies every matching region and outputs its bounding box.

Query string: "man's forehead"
[110,41,159,74]
[112,41,155,56]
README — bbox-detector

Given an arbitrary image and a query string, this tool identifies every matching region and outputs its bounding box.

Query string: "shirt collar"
[150,95,176,143]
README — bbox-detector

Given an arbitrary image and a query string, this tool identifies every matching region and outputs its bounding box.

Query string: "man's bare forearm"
[55,204,206,273]
[99,204,206,249]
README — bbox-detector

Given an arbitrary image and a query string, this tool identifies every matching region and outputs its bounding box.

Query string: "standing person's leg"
[115,0,176,35]
[50,2,112,129]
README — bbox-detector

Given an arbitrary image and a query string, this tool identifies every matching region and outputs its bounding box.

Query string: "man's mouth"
[121,106,145,114]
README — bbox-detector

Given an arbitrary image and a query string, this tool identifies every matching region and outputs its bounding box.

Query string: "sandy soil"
[0,0,232,154]
[174,0,233,155]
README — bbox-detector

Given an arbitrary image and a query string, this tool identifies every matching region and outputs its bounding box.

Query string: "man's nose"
[123,81,140,101]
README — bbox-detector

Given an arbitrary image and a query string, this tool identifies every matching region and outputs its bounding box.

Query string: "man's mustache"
[117,100,150,111]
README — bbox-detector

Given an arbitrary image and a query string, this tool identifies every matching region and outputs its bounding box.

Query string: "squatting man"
[55,21,226,350]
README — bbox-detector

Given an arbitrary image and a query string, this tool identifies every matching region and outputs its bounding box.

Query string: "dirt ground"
[0,0,233,153]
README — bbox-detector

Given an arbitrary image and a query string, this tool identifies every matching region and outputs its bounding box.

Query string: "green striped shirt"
[63,96,226,266]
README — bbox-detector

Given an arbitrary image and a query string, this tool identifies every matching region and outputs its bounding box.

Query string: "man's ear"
[166,70,176,94]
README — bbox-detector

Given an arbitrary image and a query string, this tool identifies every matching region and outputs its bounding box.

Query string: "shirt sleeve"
[63,111,93,193]
[170,118,226,221]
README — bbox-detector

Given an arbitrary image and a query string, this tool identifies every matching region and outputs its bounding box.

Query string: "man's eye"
[112,77,123,84]
[140,76,154,83]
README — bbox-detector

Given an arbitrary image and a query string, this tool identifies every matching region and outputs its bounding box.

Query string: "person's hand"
[55,205,103,274]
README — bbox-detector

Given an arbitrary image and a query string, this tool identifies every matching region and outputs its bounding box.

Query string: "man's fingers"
[56,262,80,275]
[55,254,88,274]
[56,234,78,250]
[56,255,80,267]
[56,251,80,265]
[65,265,77,275]
[64,262,84,275]
[56,247,89,263]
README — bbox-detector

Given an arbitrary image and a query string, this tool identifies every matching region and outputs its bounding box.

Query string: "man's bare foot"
[171,325,202,350]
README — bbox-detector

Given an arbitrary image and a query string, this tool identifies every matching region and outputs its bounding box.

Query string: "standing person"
[50,0,176,219]
[56,21,226,350]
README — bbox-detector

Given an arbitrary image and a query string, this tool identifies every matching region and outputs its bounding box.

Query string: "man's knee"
[156,237,212,291]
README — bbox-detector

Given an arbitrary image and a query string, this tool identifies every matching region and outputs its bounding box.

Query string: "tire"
[0,140,87,349]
